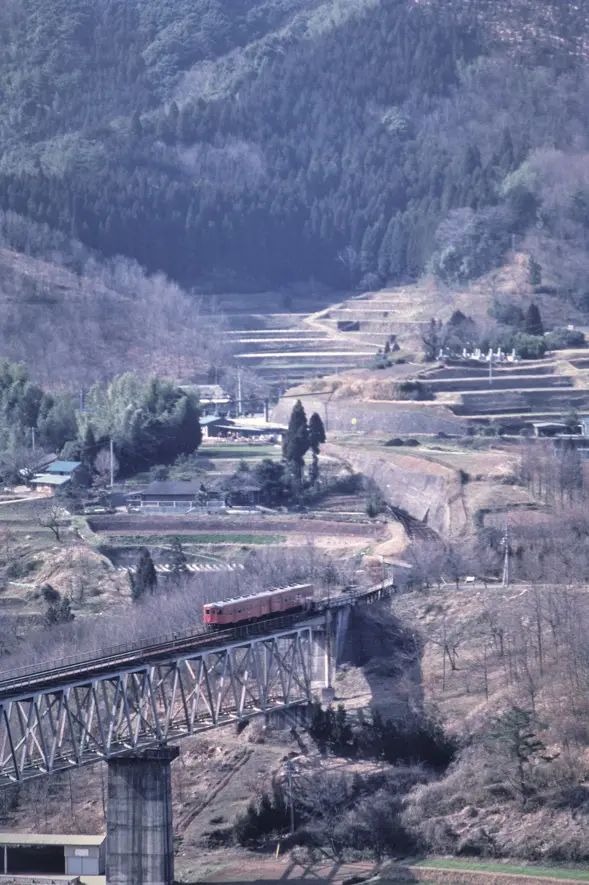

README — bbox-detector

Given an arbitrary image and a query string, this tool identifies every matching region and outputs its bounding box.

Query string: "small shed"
[0,832,105,878]
[221,474,262,507]
[532,422,568,438]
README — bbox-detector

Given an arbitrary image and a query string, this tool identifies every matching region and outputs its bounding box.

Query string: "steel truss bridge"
[0,585,391,787]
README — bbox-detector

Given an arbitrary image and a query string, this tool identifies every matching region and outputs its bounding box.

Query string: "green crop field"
[411,860,589,881]
[103,533,286,547]
[200,445,280,460]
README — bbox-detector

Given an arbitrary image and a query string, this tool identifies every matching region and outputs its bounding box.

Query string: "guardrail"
[0,581,394,695]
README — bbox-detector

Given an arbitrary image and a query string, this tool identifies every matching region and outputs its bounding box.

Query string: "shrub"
[545,328,586,350]
[512,332,547,360]
[149,464,170,481]
[396,381,434,401]
[233,783,291,846]
[366,495,387,518]
[488,297,525,328]
[40,583,60,603]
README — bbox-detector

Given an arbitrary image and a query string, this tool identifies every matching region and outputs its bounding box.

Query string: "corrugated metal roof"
[30,474,71,486]
[200,415,233,426]
[0,833,105,846]
[47,461,82,474]
[140,481,202,497]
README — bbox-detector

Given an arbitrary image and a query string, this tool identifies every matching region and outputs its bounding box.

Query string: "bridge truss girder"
[0,626,312,787]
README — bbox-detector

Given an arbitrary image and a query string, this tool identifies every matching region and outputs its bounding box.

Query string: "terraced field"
[419,356,589,426]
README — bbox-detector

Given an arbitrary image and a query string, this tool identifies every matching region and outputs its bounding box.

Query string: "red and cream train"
[203,584,314,628]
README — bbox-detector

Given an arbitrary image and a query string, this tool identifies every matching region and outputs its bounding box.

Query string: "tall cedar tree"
[131,547,157,601]
[308,412,326,485]
[169,536,188,582]
[283,400,309,491]
[524,303,544,337]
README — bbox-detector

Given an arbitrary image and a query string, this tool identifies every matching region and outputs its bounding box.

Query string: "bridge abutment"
[106,746,179,885]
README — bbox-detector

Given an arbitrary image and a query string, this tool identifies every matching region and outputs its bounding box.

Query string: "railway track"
[385,503,438,541]
[0,584,392,700]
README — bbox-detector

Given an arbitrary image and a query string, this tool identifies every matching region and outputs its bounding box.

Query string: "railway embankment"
[323,443,468,538]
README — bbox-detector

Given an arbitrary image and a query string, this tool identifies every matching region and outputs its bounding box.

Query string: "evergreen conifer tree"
[528,257,542,287]
[524,303,544,336]
[81,424,98,467]
[169,536,187,582]
[283,400,309,493]
[308,412,326,485]
[131,548,157,601]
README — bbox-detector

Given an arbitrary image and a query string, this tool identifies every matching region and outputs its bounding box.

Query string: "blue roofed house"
[30,461,82,494]
[46,461,83,476]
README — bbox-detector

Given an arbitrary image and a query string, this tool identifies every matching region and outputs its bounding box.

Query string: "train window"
[205,609,210,614]
[218,608,223,614]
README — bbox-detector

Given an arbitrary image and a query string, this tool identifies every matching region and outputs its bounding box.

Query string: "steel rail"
[0,582,393,699]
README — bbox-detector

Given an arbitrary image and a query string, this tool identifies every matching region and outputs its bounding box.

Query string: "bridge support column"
[106,746,179,885]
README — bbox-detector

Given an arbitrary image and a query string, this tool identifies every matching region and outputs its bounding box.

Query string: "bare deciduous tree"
[34,499,67,542]
[94,446,119,487]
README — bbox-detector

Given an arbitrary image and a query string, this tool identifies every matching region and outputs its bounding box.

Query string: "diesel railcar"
[203,584,314,628]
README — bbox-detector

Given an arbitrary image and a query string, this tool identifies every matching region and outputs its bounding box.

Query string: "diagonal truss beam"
[0,626,313,787]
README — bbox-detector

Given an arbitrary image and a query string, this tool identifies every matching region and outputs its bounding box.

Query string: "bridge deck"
[0,584,392,786]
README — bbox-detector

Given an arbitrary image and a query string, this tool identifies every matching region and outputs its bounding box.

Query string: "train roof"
[204,583,313,608]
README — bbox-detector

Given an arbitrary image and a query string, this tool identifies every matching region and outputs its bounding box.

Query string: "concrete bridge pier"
[106,746,179,885]
[311,605,353,704]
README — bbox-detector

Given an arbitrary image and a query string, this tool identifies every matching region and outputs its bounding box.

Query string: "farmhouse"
[29,473,72,493]
[29,460,82,494]
[200,415,285,441]
[198,383,231,415]
[135,480,204,509]
[200,415,235,438]
[46,460,82,476]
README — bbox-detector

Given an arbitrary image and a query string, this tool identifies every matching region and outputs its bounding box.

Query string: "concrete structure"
[0,583,391,885]
[107,747,178,885]
[0,833,105,878]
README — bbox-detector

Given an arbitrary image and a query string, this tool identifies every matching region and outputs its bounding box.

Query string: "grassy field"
[411,860,589,881]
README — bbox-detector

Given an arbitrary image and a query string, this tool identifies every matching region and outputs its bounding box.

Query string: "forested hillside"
[1,0,589,299]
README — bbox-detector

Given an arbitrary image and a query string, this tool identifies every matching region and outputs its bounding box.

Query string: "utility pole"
[237,368,242,419]
[109,438,114,488]
[501,525,510,588]
[31,427,35,453]
[284,761,295,835]
[489,351,493,386]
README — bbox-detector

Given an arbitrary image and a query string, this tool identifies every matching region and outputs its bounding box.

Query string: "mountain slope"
[0,0,589,300]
